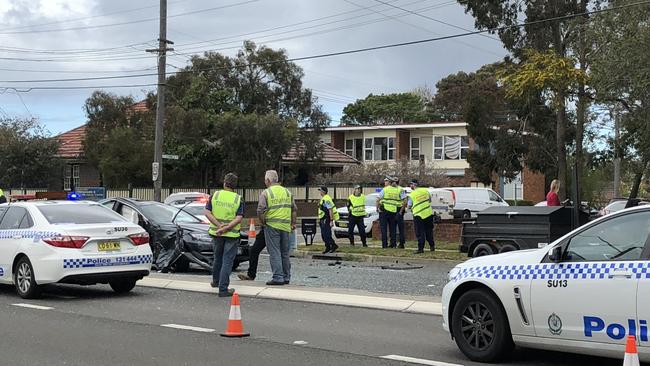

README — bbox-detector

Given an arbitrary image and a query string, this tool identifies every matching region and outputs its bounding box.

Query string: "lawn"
[299,240,466,261]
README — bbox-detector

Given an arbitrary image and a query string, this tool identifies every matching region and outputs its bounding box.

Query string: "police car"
[442,205,650,362]
[0,201,152,299]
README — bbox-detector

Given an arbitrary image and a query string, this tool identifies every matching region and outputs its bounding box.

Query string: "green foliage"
[341,93,431,125]
[0,118,62,188]
[97,127,154,187]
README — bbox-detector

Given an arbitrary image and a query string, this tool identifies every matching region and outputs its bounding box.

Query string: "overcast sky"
[0,0,506,135]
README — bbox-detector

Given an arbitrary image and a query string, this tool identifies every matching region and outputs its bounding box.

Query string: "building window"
[364,138,373,161]
[433,135,470,160]
[410,137,421,160]
[345,139,354,157]
[64,164,80,190]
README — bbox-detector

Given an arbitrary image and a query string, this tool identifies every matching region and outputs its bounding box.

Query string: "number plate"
[98,242,121,251]
[339,222,348,228]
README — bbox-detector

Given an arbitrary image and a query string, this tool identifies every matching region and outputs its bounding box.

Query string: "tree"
[457,0,594,198]
[0,118,62,189]
[341,93,431,125]
[83,91,154,187]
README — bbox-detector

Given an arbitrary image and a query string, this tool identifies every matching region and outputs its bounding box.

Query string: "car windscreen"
[365,194,379,206]
[140,203,201,224]
[38,204,127,224]
[183,205,206,216]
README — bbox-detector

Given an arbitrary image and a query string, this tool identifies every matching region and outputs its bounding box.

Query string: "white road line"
[293,340,309,345]
[381,355,464,366]
[12,303,54,310]
[160,324,215,333]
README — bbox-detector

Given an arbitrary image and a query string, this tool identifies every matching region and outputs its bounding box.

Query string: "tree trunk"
[628,170,644,200]
[556,94,568,200]
[575,87,587,201]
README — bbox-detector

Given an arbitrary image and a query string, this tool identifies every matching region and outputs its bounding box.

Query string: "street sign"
[76,187,106,201]
[152,162,160,181]
[162,154,179,160]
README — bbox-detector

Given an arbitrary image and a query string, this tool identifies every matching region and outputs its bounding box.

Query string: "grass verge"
[299,241,466,261]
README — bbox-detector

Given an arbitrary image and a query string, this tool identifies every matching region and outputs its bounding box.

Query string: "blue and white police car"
[442,205,650,362]
[0,200,152,298]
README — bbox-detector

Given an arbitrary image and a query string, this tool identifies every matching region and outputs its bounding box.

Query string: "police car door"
[530,210,650,346]
[0,207,33,283]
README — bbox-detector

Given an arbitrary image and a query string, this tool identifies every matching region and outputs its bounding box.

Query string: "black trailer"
[460,206,583,257]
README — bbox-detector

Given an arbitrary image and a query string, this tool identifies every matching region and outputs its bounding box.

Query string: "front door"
[530,210,650,345]
[0,207,33,283]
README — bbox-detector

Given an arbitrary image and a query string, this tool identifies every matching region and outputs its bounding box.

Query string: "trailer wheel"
[498,244,517,254]
[472,243,494,257]
[462,210,472,219]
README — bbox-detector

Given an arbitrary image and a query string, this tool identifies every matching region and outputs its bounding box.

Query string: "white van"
[444,187,508,219]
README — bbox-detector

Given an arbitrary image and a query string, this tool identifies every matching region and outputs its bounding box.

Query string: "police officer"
[408,179,435,253]
[392,177,407,249]
[204,173,244,297]
[377,176,401,248]
[347,184,367,247]
[0,188,6,204]
[318,186,339,254]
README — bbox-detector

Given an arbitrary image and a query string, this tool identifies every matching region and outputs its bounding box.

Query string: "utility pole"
[147,0,173,202]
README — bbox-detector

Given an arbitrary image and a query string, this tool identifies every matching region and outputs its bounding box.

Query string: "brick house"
[319,123,546,203]
[55,125,101,190]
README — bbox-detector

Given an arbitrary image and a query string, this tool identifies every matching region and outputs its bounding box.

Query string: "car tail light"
[129,232,150,246]
[43,236,89,249]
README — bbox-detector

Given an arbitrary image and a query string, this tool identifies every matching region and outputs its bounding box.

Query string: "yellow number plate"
[98,242,121,251]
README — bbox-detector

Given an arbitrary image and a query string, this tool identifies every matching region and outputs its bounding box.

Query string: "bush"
[506,199,534,206]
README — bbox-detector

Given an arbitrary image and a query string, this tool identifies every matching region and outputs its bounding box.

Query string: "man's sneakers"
[218,288,235,297]
[210,281,218,288]
[329,244,339,253]
[238,274,254,281]
[266,280,285,286]
[397,244,405,249]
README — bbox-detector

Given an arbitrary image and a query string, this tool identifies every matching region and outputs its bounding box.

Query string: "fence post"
[243,188,247,203]
[333,183,337,200]
[128,183,133,198]
[305,185,309,201]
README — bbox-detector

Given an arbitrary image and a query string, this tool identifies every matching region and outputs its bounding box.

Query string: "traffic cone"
[247,218,256,239]
[221,292,250,338]
[623,335,640,366]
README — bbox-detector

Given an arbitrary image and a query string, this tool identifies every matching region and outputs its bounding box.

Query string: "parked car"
[599,198,650,217]
[100,198,249,272]
[174,202,209,223]
[163,192,210,206]
[444,187,509,219]
[333,188,454,239]
[0,201,152,298]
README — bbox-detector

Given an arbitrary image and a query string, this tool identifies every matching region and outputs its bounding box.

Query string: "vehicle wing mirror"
[548,245,563,263]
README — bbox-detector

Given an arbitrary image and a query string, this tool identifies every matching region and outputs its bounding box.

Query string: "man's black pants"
[347,215,367,246]
[414,215,435,251]
[246,228,266,280]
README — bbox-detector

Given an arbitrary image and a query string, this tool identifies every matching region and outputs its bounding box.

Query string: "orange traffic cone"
[247,218,256,239]
[623,335,640,366]
[221,292,250,338]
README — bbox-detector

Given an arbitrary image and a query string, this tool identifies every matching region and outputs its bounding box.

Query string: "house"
[55,125,101,190]
[318,123,546,203]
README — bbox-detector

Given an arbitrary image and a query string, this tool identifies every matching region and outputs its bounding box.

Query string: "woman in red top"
[546,179,562,206]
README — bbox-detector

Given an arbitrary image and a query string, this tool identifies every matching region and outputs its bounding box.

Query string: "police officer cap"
[353,184,362,190]
[383,175,392,181]
[318,186,328,194]
[409,179,419,186]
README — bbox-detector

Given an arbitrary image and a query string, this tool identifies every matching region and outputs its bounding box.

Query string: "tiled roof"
[283,142,359,165]
[130,100,149,113]
[56,124,86,159]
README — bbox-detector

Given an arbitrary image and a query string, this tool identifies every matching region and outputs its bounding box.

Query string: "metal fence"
[5,186,381,202]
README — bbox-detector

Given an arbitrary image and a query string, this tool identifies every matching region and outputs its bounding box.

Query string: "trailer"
[460,206,588,257]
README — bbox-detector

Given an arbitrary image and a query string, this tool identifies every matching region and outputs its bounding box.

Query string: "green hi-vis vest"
[265,185,293,233]
[0,189,4,197]
[208,190,242,238]
[381,186,402,213]
[318,194,340,221]
[348,194,366,217]
[410,188,434,219]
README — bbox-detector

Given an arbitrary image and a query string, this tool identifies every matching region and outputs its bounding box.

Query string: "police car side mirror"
[548,245,563,263]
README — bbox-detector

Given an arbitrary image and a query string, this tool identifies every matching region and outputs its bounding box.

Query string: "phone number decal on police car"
[63,255,153,269]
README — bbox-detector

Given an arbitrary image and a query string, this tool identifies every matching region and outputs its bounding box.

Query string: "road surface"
[0,283,634,366]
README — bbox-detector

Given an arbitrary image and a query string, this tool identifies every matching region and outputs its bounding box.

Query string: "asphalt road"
[0,283,638,366]
[194,253,455,297]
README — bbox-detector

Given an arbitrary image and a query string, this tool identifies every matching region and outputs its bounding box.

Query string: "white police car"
[442,205,650,362]
[0,201,152,299]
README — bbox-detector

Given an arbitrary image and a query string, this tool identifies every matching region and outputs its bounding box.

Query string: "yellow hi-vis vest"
[265,185,293,233]
[208,190,242,238]
[381,186,402,213]
[0,189,4,197]
[318,194,340,221]
[410,188,433,219]
[348,194,366,217]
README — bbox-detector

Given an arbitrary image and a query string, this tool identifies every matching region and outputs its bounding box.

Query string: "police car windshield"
[39,204,127,224]
[140,202,201,224]
[182,205,205,216]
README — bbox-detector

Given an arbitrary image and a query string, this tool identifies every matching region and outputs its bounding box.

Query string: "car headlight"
[448,266,461,281]
[188,232,212,241]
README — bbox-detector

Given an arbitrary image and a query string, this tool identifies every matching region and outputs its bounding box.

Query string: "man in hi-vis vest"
[205,173,244,297]
[346,184,367,247]
[257,170,297,286]
[408,179,435,253]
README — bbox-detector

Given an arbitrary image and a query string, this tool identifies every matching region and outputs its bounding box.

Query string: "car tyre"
[498,244,517,254]
[462,210,472,219]
[451,289,514,362]
[472,243,494,257]
[14,257,41,299]
[173,256,190,272]
[109,279,137,294]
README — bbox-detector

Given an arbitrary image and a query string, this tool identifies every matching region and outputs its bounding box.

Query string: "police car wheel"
[472,243,494,257]
[109,279,137,294]
[14,257,41,299]
[451,289,513,362]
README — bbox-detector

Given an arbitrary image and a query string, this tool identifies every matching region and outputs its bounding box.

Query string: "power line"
[0,0,261,35]
[0,1,646,87]
[0,84,157,91]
